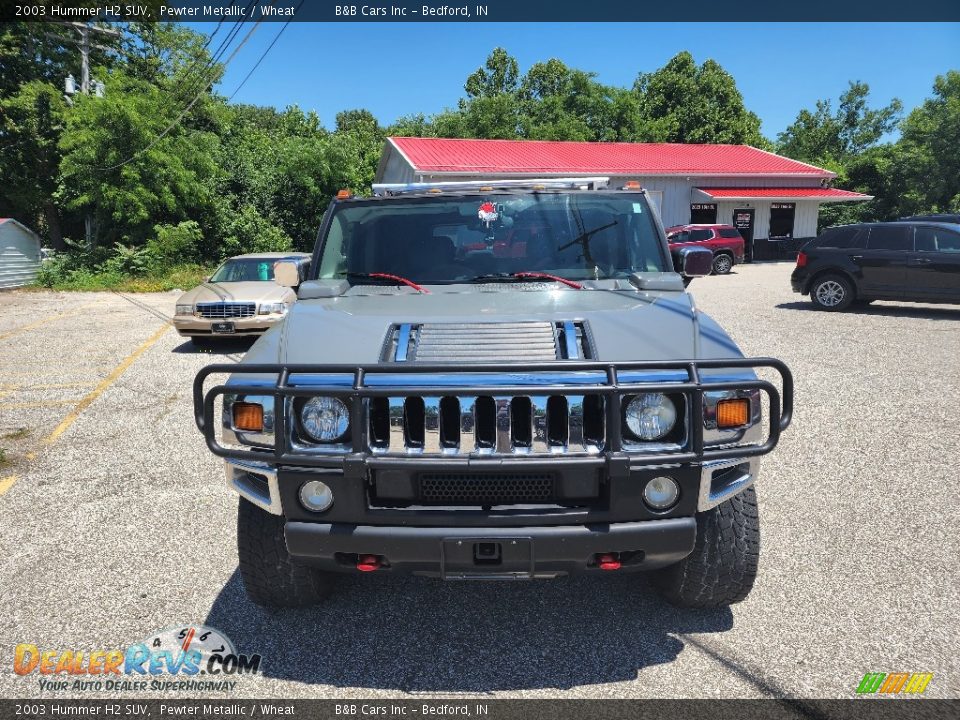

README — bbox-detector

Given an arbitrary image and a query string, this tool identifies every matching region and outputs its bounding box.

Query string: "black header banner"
[4,0,960,23]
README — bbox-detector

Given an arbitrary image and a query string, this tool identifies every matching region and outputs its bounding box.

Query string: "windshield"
[316,193,667,283]
[209,259,277,283]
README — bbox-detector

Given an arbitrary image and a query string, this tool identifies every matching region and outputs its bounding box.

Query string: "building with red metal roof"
[376,137,872,259]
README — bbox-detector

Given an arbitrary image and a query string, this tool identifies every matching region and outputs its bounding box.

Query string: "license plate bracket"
[440,537,534,580]
[211,322,235,334]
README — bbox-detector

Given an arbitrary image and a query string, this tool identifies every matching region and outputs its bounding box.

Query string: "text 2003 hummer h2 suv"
[194,178,793,608]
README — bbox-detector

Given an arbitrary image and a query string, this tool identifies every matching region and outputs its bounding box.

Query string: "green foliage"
[147,220,203,269]
[896,70,960,214]
[777,81,902,165]
[59,71,221,248]
[220,205,292,259]
[777,75,957,227]
[632,53,766,146]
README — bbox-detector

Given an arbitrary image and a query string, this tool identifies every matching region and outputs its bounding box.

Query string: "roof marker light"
[336,189,352,199]
[623,181,642,190]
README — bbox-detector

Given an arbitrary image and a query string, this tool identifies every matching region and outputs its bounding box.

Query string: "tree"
[632,52,765,146]
[895,70,960,213]
[777,81,902,165]
[465,47,519,98]
[0,81,69,248]
[59,70,221,248]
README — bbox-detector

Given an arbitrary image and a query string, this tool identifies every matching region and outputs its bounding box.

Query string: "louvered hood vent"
[382,321,593,362]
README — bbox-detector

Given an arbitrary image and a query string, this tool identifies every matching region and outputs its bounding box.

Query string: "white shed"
[0,219,42,289]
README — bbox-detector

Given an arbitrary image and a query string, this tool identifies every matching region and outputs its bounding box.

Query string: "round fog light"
[299,480,334,513]
[643,476,680,510]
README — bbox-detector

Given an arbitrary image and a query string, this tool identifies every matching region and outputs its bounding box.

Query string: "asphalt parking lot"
[1,262,958,700]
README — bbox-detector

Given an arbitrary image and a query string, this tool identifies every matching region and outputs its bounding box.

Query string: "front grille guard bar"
[193,358,793,467]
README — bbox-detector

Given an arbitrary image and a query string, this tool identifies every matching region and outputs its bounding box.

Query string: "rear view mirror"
[274,261,301,288]
[673,247,713,279]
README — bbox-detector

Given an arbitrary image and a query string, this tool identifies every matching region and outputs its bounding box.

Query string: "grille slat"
[196,302,256,319]
[368,392,604,456]
[419,473,555,505]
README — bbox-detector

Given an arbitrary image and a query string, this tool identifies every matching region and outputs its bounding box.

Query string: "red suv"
[666,224,746,275]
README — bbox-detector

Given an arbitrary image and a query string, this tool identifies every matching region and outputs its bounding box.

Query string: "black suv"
[791,222,960,310]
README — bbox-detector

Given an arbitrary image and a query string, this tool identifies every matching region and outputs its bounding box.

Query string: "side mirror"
[274,261,301,288]
[203,276,211,283]
[672,247,713,280]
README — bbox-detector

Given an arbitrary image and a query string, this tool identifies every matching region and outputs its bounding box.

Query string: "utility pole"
[56,21,121,246]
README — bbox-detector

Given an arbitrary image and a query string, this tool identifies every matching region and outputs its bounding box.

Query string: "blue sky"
[189,22,959,140]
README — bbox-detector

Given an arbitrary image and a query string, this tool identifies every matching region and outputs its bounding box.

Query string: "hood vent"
[382,321,593,362]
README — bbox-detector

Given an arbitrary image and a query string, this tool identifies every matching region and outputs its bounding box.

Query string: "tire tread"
[652,486,760,608]
[236,498,334,608]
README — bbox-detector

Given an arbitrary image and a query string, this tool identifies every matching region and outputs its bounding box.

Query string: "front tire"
[810,274,854,311]
[712,253,734,275]
[236,498,336,608]
[652,486,760,608]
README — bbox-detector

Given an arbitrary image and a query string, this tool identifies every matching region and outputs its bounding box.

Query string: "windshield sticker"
[478,201,499,225]
[632,203,644,214]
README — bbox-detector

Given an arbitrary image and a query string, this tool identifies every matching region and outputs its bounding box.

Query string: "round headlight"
[299,480,334,512]
[625,393,677,441]
[643,476,680,510]
[300,396,350,442]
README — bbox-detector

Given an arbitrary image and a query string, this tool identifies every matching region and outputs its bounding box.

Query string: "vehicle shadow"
[776,301,960,321]
[171,338,257,354]
[204,569,733,691]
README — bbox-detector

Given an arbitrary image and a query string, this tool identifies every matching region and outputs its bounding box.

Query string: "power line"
[174,0,261,105]
[228,1,303,102]
[87,17,266,172]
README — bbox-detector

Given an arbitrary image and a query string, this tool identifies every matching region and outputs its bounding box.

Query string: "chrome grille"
[368,394,606,456]
[196,302,256,319]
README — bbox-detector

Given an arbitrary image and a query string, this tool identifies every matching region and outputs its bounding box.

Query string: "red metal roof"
[696,187,872,200]
[389,137,834,178]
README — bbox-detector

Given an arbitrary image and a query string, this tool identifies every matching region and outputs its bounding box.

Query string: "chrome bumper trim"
[697,456,759,512]
[225,459,281,515]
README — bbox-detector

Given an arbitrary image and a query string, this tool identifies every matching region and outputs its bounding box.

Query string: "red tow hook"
[597,553,621,571]
[356,554,381,572]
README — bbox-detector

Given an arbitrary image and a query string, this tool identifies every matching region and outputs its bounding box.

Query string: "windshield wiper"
[346,272,430,294]
[469,272,583,290]
[558,221,619,253]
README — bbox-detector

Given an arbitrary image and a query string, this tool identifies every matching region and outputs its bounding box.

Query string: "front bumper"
[173,315,283,337]
[225,455,758,519]
[284,516,697,577]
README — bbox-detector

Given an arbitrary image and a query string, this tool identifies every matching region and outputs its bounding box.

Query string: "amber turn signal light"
[336,189,352,199]
[233,402,264,432]
[716,399,750,428]
[623,180,642,190]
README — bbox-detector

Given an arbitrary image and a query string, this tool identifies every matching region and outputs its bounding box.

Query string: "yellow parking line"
[0,304,96,342]
[0,476,17,497]
[27,324,170,457]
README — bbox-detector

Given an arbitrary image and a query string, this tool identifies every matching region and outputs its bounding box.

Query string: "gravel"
[0,265,957,700]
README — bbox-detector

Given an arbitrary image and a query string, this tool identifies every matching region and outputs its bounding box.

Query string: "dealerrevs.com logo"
[14,625,261,692]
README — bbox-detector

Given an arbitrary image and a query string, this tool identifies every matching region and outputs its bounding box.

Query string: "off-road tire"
[652,486,760,608]
[237,497,336,607]
[810,274,855,311]
[712,253,734,275]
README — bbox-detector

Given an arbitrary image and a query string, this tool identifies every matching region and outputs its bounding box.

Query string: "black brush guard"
[193,358,792,467]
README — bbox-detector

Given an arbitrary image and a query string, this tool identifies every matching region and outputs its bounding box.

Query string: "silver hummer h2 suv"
[193,177,793,608]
